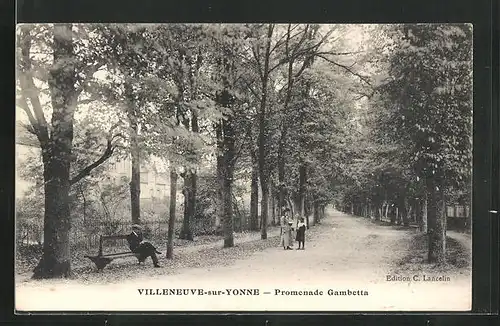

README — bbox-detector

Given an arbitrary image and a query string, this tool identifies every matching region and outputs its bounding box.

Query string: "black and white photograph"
[15,23,472,311]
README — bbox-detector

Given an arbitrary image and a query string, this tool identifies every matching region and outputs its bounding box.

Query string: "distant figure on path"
[295,217,306,250]
[126,224,162,268]
[280,208,293,250]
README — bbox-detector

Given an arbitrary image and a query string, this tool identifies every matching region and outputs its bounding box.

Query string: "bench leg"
[85,255,113,271]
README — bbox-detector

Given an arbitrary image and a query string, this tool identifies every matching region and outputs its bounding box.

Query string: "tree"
[379,24,472,263]
[17,24,121,278]
[96,24,157,225]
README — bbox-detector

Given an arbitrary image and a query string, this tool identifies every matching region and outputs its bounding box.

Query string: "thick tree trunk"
[33,152,72,279]
[426,178,446,264]
[166,167,177,259]
[250,156,259,231]
[33,24,76,279]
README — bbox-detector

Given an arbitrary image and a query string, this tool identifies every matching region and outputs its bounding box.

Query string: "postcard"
[15,23,472,312]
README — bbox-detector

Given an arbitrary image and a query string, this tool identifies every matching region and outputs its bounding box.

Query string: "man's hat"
[132,224,142,230]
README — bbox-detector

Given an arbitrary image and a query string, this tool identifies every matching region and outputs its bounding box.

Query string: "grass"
[16,226,284,283]
[392,232,471,275]
[16,223,328,285]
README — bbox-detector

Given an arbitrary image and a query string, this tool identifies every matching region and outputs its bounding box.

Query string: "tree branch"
[17,25,50,143]
[241,78,262,101]
[251,44,264,82]
[269,24,302,56]
[69,123,125,186]
[316,54,372,86]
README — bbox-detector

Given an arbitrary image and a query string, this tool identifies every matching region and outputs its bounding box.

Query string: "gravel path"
[15,209,471,312]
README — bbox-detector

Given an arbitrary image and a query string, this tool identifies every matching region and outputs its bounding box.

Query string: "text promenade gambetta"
[137,288,370,296]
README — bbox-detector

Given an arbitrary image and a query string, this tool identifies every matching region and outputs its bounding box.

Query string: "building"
[15,134,172,201]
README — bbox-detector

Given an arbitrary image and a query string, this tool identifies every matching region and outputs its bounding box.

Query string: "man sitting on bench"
[127,224,162,268]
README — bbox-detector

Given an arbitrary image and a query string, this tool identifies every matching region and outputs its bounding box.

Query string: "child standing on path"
[295,217,306,250]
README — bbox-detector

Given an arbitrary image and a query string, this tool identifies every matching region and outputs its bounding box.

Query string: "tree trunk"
[189,110,199,235]
[313,201,319,224]
[257,24,274,240]
[250,155,259,231]
[126,83,141,225]
[277,144,286,221]
[390,204,396,225]
[298,163,306,219]
[80,186,87,223]
[215,124,224,234]
[179,171,194,240]
[129,131,141,225]
[221,115,235,248]
[271,186,276,225]
[418,194,428,233]
[32,24,76,279]
[401,196,409,227]
[260,183,270,239]
[189,170,197,232]
[33,151,72,279]
[221,166,235,247]
[304,194,311,228]
[166,167,177,259]
[426,178,446,264]
[374,201,381,221]
[178,103,198,240]
[466,204,471,232]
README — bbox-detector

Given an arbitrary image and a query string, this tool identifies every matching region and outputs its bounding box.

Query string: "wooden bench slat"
[102,252,137,257]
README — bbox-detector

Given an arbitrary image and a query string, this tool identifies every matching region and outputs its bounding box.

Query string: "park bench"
[84,234,141,271]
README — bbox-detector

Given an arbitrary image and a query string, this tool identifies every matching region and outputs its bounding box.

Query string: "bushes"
[16,196,44,246]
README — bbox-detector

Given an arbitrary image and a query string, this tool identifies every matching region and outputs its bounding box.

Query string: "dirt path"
[15,209,471,311]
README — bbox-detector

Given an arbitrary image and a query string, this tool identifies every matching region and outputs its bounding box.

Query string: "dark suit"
[126,231,160,266]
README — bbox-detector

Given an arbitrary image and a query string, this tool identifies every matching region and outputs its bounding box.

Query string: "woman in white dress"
[280,209,293,250]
